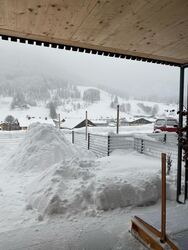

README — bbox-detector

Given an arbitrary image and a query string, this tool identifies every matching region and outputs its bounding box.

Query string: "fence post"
[116,104,119,134]
[72,131,74,144]
[141,139,144,153]
[88,133,90,150]
[163,134,167,143]
[107,135,110,156]
[85,110,88,140]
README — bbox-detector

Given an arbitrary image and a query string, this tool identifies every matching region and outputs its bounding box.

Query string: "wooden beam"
[131,217,179,250]
[0,0,187,65]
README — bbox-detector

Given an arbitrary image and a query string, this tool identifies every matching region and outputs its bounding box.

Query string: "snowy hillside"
[62,85,178,120]
[0,81,178,128]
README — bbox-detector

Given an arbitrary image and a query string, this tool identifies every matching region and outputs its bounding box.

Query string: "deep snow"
[6,123,94,172]
[0,123,185,249]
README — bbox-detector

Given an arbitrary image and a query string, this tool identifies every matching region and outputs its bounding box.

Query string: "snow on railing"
[109,134,134,153]
[147,132,178,146]
[70,130,178,161]
[134,137,177,162]
[72,132,137,157]
[89,133,108,157]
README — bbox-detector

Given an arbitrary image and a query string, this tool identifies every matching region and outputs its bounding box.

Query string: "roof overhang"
[0,0,188,67]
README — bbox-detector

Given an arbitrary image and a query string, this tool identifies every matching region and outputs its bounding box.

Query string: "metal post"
[177,66,185,201]
[161,153,166,243]
[163,134,166,143]
[107,135,110,156]
[116,104,119,134]
[141,139,144,153]
[85,110,88,140]
[72,131,74,144]
[185,83,188,201]
[185,159,188,201]
[88,133,90,150]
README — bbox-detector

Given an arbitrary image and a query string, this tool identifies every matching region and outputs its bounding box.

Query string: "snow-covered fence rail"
[71,131,178,160]
[134,137,177,162]
[147,132,177,145]
[109,135,134,154]
[89,133,108,157]
[0,131,26,144]
[72,132,134,156]
[71,131,88,150]
[134,138,144,153]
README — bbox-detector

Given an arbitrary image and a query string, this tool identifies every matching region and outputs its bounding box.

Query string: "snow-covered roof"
[62,118,96,129]
[61,118,83,129]
[19,117,55,127]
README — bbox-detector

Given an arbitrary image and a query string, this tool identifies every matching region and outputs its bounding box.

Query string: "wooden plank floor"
[173,230,188,250]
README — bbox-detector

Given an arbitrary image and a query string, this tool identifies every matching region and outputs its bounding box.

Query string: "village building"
[129,118,152,126]
[61,118,96,130]
[0,119,21,131]
[19,117,55,130]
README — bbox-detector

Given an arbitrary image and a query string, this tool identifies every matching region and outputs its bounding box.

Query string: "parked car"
[154,118,178,133]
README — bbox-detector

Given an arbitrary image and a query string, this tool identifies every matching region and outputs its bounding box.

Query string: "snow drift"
[26,158,97,218]
[6,124,175,218]
[7,123,93,172]
[26,149,165,219]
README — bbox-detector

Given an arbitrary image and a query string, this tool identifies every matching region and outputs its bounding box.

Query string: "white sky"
[0,39,187,100]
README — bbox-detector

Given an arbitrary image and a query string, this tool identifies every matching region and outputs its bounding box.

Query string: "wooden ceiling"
[0,0,188,66]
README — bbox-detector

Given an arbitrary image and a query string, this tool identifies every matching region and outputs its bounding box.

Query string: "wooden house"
[74,119,96,129]
[0,120,21,131]
[129,118,152,126]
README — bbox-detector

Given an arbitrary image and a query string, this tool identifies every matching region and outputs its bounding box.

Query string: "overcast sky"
[0,39,187,100]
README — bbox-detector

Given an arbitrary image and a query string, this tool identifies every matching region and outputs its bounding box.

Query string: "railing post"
[141,139,144,153]
[163,134,166,143]
[88,133,90,150]
[72,130,74,144]
[107,135,110,156]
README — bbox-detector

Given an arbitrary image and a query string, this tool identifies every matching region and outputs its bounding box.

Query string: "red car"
[154,118,178,133]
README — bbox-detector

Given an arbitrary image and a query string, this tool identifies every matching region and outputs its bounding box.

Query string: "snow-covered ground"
[75,123,154,135]
[0,123,186,249]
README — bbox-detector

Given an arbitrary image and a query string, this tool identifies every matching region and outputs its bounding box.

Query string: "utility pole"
[58,113,61,129]
[85,110,88,140]
[116,104,119,134]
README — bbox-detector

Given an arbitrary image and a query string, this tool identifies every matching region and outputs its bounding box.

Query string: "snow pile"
[26,149,168,219]
[94,150,161,210]
[26,158,97,218]
[6,124,175,219]
[7,123,92,172]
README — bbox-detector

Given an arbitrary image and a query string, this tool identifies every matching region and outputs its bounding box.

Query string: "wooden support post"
[85,110,88,140]
[131,153,179,249]
[116,104,119,134]
[161,153,166,243]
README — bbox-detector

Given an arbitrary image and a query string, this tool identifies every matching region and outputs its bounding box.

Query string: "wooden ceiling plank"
[0,0,187,64]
